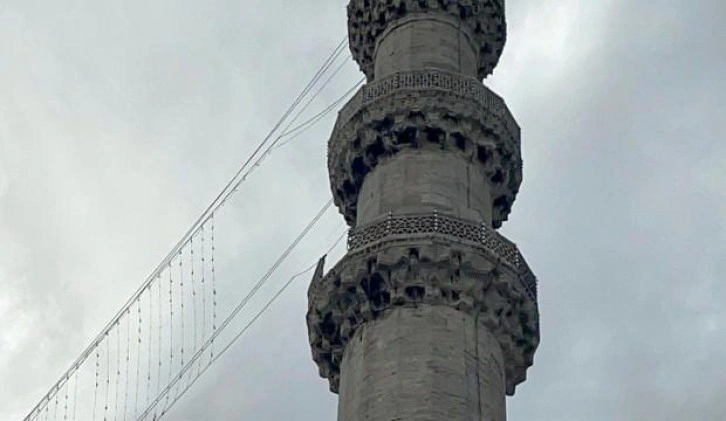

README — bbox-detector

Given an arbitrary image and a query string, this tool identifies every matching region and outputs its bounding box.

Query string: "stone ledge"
[328,74,522,228]
[306,236,539,396]
[335,69,519,141]
[347,211,537,302]
[347,0,507,80]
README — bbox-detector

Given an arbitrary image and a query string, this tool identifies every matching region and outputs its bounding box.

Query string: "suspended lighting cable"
[22,36,349,421]
[162,227,348,417]
[138,198,337,420]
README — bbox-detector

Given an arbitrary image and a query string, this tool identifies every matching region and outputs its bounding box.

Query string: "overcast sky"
[1,0,725,420]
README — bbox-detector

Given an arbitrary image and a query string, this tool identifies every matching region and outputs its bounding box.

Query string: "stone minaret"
[307,1,539,419]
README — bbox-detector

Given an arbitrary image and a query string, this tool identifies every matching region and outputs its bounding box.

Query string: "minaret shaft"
[339,306,506,421]
[373,14,479,80]
[307,2,539,420]
[356,150,493,227]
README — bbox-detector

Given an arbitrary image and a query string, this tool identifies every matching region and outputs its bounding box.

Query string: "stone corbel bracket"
[347,0,507,81]
[328,69,522,228]
[306,219,539,396]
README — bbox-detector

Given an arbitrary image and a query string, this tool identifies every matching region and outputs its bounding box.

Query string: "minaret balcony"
[347,0,507,81]
[306,211,539,395]
[328,69,522,228]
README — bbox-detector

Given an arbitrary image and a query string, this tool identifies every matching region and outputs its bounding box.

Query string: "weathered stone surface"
[308,2,538,418]
[334,69,519,140]
[355,150,494,226]
[328,69,522,228]
[347,0,507,81]
[346,212,537,304]
[307,228,539,396]
[337,306,507,421]
[373,14,480,80]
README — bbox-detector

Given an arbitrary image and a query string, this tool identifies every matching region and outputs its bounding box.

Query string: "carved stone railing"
[347,212,537,303]
[307,211,540,395]
[335,69,520,146]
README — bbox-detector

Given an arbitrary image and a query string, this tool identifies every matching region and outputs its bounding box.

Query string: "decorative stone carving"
[307,228,539,396]
[347,0,507,81]
[328,69,522,228]
[308,1,540,416]
[347,212,537,301]
[335,69,519,139]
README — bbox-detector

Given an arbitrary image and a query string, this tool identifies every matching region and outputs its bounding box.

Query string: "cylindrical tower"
[307,2,539,420]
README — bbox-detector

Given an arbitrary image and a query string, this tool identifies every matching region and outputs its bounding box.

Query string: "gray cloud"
[1,0,724,420]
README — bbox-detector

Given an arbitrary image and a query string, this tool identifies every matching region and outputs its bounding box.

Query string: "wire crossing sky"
[26,223,218,421]
[20,39,358,421]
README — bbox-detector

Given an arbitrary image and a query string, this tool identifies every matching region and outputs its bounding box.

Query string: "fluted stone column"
[307,2,539,420]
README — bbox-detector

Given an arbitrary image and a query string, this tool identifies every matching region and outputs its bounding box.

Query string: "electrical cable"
[162,228,347,419]
[136,199,336,420]
[277,52,350,139]
[23,37,353,421]
[275,77,364,150]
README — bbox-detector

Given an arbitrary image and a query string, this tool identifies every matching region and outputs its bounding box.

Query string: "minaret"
[307,1,539,420]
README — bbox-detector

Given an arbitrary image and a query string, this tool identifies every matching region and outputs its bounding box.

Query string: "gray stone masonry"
[307,1,539,419]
